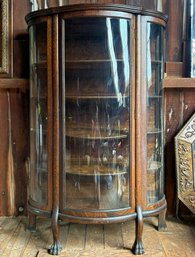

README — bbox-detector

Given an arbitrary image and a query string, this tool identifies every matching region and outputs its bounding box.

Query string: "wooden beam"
[0,78,29,89]
[163,78,195,88]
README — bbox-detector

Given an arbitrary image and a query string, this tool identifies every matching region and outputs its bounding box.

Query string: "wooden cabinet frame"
[26,4,168,255]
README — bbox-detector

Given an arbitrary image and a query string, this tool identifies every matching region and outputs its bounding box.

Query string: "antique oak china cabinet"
[26,3,167,255]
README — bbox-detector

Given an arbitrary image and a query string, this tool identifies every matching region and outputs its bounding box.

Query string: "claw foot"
[158,223,168,232]
[158,214,167,232]
[26,226,36,233]
[132,240,144,255]
[49,242,62,255]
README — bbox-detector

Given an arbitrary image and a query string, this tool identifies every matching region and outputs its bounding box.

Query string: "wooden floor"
[0,216,194,257]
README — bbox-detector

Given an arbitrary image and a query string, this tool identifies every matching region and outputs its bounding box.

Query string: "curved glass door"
[29,22,48,205]
[62,17,132,210]
[146,22,164,204]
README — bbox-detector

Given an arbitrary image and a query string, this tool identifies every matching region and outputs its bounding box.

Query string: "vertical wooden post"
[50,14,62,255]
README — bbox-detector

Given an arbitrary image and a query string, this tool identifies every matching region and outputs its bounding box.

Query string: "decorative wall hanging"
[0,0,12,77]
[175,113,195,214]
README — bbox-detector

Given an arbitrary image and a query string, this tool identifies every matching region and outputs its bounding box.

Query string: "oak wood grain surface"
[0,0,192,219]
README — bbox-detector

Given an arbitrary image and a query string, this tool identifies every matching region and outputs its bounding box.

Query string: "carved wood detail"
[175,113,195,214]
[0,0,12,77]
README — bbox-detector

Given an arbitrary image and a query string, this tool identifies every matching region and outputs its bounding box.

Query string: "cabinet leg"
[132,205,144,255]
[158,207,167,231]
[27,212,36,232]
[49,210,62,255]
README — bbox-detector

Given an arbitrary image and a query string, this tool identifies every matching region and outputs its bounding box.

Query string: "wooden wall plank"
[166,0,183,62]
[164,88,195,215]
[0,0,30,216]
[0,90,9,216]
[163,0,195,216]
[0,89,29,216]
[164,89,183,214]
[13,0,30,78]
[13,0,31,38]
[10,89,29,215]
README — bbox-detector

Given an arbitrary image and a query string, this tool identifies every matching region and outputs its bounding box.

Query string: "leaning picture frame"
[0,0,12,77]
[175,113,195,215]
[191,0,195,77]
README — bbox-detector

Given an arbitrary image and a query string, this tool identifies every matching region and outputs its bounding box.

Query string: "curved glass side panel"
[29,22,48,204]
[147,22,164,204]
[63,17,132,210]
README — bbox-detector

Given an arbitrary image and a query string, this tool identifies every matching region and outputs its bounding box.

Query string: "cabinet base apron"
[27,201,167,255]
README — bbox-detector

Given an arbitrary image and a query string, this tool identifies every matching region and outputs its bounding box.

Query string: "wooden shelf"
[65,94,129,99]
[66,120,129,130]
[66,164,128,176]
[66,59,126,63]
[66,129,128,139]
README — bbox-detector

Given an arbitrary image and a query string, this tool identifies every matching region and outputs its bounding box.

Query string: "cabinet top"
[25,3,168,24]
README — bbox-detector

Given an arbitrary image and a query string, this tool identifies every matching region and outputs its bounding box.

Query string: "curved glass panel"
[63,17,132,210]
[29,22,48,204]
[147,22,164,204]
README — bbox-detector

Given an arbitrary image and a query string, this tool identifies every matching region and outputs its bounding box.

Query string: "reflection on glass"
[64,17,131,210]
[30,22,48,204]
[147,23,164,204]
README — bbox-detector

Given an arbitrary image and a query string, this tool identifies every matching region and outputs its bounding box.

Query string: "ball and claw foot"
[26,226,36,233]
[49,242,62,255]
[158,210,167,232]
[158,222,167,232]
[132,240,144,255]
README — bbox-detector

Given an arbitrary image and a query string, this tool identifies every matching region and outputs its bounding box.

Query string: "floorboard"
[0,216,194,257]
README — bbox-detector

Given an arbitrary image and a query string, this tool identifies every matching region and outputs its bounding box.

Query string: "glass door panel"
[147,23,164,204]
[29,22,48,204]
[63,17,132,210]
